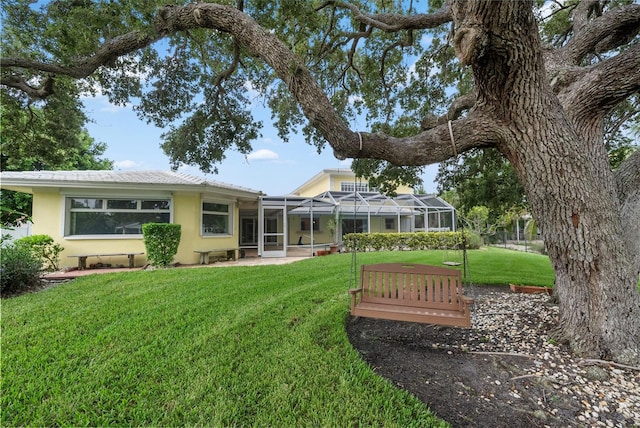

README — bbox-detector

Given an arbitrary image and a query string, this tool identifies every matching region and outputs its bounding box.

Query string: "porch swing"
[442,241,463,266]
[347,131,474,328]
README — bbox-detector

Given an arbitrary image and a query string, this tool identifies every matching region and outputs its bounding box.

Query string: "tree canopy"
[1,1,639,364]
[0,75,112,225]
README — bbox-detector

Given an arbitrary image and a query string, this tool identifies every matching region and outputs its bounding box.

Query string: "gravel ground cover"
[347,286,640,427]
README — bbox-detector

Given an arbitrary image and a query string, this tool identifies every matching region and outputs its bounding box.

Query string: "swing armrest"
[461,295,474,312]
[348,288,363,311]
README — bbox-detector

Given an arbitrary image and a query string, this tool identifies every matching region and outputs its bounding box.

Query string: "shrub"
[344,231,468,252]
[14,234,64,271]
[1,243,42,294]
[463,231,483,249]
[142,223,181,267]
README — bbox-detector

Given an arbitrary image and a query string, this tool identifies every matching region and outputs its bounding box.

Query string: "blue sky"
[83,94,440,196]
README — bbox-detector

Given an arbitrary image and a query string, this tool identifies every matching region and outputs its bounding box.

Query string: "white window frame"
[201,199,233,237]
[340,181,371,192]
[63,196,173,239]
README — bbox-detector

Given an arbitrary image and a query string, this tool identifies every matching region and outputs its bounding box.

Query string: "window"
[202,201,232,235]
[67,197,171,236]
[342,218,367,234]
[385,218,395,230]
[340,182,372,192]
[300,216,319,231]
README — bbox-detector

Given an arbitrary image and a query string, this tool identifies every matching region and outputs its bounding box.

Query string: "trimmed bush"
[1,243,42,294]
[14,234,64,271]
[142,223,181,267]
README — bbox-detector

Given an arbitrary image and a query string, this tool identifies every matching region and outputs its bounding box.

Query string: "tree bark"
[452,0,640,364]
[616,151,640,274]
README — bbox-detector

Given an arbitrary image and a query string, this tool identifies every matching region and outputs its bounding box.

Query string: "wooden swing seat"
[349,263,473,327]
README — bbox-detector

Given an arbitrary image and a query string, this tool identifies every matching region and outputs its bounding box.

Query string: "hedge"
[343,231,480,252]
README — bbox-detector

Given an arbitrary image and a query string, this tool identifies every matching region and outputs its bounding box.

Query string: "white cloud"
[114,160,142,169]
[244,80,262,98]
[100,102,127,113]
[243,80,269,107]
[247,149,279,161]
[420,33,435,48]
[348,94,364,105]
[81,92,130,113]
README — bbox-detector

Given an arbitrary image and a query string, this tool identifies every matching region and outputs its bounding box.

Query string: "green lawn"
[1,247,554,427]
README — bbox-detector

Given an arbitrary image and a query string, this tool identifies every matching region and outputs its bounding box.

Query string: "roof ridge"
[164,170,206,185]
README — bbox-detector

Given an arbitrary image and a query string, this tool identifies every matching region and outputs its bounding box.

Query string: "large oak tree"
[1,77,113,225]
[1,0,639,364]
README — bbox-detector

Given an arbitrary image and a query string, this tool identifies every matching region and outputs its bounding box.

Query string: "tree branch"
[0,75,55,99]
[571,0,600,34]
[1,27,163,100]
[421,93,476,130]
[0,1,500,170]
[153,3,500,166]
[314,1,452,96]
[334,112,501,164]
[558,43,640,118]
[560,3,640,65]
[316,1,452,32]
[1,30,160,81]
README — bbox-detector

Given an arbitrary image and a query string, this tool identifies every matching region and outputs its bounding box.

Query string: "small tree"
[326,217,337,243]
[15,234,64,272]
[142,223,181,268]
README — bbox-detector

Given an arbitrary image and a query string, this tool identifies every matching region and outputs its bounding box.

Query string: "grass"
[1,247,554,426]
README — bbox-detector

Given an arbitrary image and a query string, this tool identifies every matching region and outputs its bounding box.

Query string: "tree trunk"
[453,0,640,364]
[511,118,640,365]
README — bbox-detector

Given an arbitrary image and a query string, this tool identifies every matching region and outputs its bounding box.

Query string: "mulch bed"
[346,285,640,427]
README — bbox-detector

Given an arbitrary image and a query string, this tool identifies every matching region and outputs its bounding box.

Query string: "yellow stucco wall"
[396,184,414,193]
[31,190,63,239]
[182,192,241,263]
[296,176,330,197]
[287,214,334,245]
[295,171,414,196]
[32,190,147,269]
[31,190,242,269]
[369,216,399,233]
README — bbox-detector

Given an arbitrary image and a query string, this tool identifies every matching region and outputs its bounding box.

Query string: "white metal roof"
[271,190,455,215]
[0,170,262,196]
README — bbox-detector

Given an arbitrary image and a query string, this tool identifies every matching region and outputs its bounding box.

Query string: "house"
[286,168,456,241]
[0,170,261,268]
[0,169,455,268]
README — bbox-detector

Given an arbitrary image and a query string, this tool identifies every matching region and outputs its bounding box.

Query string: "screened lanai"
[255,195,336,258]
[254,191,456,257]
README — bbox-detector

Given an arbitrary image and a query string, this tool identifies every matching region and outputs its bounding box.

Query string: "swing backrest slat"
[359,263,466,311]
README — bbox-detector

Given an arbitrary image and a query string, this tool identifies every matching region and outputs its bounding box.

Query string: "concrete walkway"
[43,255,311,281]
